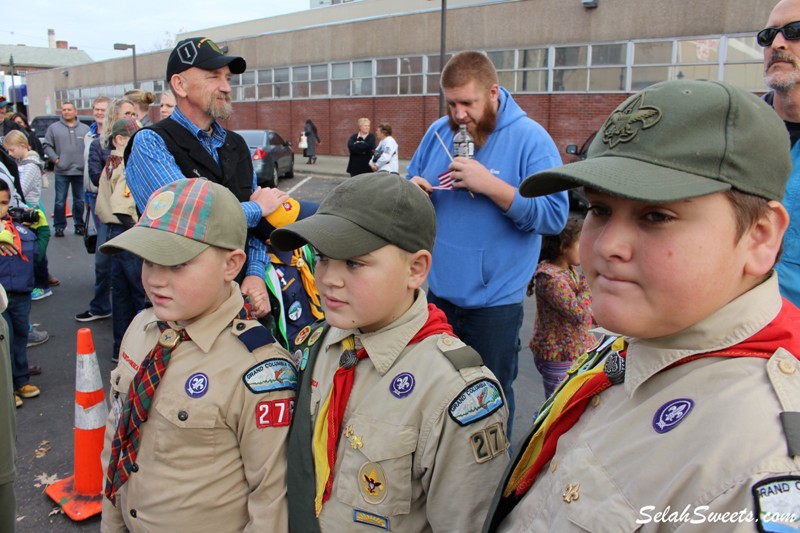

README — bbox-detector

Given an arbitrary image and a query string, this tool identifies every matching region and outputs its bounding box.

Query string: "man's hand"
[449,157,516,210]
[0,242,19,257]
[250,187,290,217]
[410,176,433,195]
[241,275,270,318]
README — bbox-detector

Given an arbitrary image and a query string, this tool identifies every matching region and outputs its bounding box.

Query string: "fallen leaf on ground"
[33,472,60,488]
[48,507,64,517]
[34,440,51,458]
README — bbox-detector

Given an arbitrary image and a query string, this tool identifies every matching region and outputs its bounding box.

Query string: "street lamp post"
[113,43,138,89]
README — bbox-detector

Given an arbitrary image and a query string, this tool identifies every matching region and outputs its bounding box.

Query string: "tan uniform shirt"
[498,275,800,532]
[100,285,294,533]
[96,149,137,225]
[311,292,510,532]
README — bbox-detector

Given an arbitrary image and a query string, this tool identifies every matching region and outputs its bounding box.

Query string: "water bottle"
[453,124,474,159]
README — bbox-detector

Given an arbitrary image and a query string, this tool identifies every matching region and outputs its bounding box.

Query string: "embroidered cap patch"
[449,379,504,426]
[243,358,297,393]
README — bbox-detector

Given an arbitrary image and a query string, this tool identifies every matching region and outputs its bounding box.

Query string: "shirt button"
[130,509,137,518]
[591,395,601,407]
[131,463,139,472]
[178,410,189,421]
[236,322,246,331]
[778,359,796,375]
[442,337,453,346]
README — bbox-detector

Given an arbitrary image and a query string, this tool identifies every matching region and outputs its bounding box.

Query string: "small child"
[271,173,509,532]
[527,215,595,397]
[0,180,40,407]
[484,80,800,531]
[3,130,53,302]
[95,118,146,363]
[99,178,295,532]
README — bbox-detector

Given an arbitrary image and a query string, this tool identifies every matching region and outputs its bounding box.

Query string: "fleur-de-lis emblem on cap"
[602,94,661,148]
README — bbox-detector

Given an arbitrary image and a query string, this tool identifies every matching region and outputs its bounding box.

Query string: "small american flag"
[432,170,455,190]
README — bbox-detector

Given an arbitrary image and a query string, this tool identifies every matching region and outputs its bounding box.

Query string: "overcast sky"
[4,1,310,61]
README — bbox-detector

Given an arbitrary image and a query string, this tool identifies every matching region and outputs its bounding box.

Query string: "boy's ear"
[408,250,432,290]
[743,201,790,278]
[223,249,247,282]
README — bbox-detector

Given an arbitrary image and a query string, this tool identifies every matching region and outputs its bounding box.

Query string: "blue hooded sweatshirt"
[406,87,568,308]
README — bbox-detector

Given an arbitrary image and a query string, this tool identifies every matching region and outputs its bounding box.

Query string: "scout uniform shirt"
[491,274,800,532]
[292,292,511,532]
[100,284,296,533]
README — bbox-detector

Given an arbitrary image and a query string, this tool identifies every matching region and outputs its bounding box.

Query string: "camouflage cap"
[520,79,791,202]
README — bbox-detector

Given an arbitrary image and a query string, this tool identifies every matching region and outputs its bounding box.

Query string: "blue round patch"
[185,372,209,398]
[390,372,415,398]
[653,398,694,433]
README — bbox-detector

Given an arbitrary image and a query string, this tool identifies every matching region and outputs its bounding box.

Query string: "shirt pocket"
[152,392,220,467]
[108,365,136,427]
[559,443,641,533]
[334,415,419,517]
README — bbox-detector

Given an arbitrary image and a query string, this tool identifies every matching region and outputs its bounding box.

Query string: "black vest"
[124,118,254,203]
[124,118,277,240]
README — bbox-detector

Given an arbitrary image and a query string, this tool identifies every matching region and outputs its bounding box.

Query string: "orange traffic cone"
[45,328,108,520]
[65,198,72,218]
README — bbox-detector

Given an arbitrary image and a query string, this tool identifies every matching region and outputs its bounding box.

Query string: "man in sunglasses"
[762,0,800,307]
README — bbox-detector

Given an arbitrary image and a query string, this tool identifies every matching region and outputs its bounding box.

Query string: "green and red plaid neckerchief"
[503,298,800,501]
[104,322,190,505]
[104,298,256,504]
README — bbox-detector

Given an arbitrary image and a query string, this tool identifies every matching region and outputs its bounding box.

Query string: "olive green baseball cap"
[271,173,436,259]
[100,178,246,265]
[520,79,791,202]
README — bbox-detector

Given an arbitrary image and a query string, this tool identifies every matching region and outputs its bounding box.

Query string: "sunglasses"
[757,21,800,47]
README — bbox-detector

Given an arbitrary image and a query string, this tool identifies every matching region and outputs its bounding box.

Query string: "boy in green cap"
[99,178,294,532]
[272,173,510,533]
[483,79,800,532]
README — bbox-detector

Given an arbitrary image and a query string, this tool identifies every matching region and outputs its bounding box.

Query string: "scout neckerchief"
[312,304,454,515]
[504,299,800,501]
[104,322,190,504]
[1,218,30,262]
[268,248,323,320]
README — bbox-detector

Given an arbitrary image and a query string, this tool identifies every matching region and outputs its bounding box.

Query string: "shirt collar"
[170,106,226,144]
[143,282,244,354]
[623,273,782,396]
[323,291,428,376]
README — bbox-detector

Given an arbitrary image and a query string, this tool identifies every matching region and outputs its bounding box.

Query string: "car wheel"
[270,164,279,188]
[284,155,294,179]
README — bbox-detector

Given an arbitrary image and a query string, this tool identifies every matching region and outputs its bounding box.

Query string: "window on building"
[352,60,373,96]
[589,43,627,91]
[554,45,588,92]
[724,35,767,91]
[332,62,351,96]
[519,48,549,92]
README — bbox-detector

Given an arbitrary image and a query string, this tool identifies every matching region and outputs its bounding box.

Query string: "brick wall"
[151,92,633,164]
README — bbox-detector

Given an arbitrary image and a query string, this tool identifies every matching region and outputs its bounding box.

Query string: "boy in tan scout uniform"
[271,173,510,533]
[99,178,294,532]
[482,79,800,532]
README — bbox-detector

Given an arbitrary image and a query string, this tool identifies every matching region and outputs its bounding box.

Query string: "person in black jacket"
[345,117,376,176]
[9,113,43,160]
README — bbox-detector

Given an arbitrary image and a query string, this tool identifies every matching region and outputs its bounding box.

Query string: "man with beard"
[761,0,800,307]
[126,37,281,317]
[407,51,568,438]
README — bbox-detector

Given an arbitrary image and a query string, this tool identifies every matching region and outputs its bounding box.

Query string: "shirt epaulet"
[766,348,800,458]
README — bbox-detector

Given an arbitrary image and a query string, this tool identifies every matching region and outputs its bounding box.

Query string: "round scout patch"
[389,372,415,398]
[652,398,694,433]
[185,372,209,398]
[288,300,302,321]
[307,327,324,347]
[359,462,388,505]
[300,348,310,371]
[146,190,174,220]
[293,349,303,368]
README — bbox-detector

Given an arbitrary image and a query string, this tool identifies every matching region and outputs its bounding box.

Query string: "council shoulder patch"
[243,358,297,393]
[449,379,505,426]
[751,475,800,533]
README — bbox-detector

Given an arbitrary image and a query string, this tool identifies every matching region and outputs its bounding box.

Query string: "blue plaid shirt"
[126,107,267,278]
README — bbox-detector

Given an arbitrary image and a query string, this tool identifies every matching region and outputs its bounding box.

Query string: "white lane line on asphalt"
[288,177,313,195]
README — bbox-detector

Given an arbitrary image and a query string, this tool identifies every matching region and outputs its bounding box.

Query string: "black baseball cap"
[166,37,246,82]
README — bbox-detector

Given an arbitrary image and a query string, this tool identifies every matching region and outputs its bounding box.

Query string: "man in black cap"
[125,37,285,317]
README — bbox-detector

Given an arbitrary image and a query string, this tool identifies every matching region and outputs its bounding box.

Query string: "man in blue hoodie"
[408,51,568,438]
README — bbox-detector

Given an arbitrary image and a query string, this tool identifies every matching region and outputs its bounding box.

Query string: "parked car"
[30,114,95,169]
[563,131,597,214]
[236,129,295,188]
